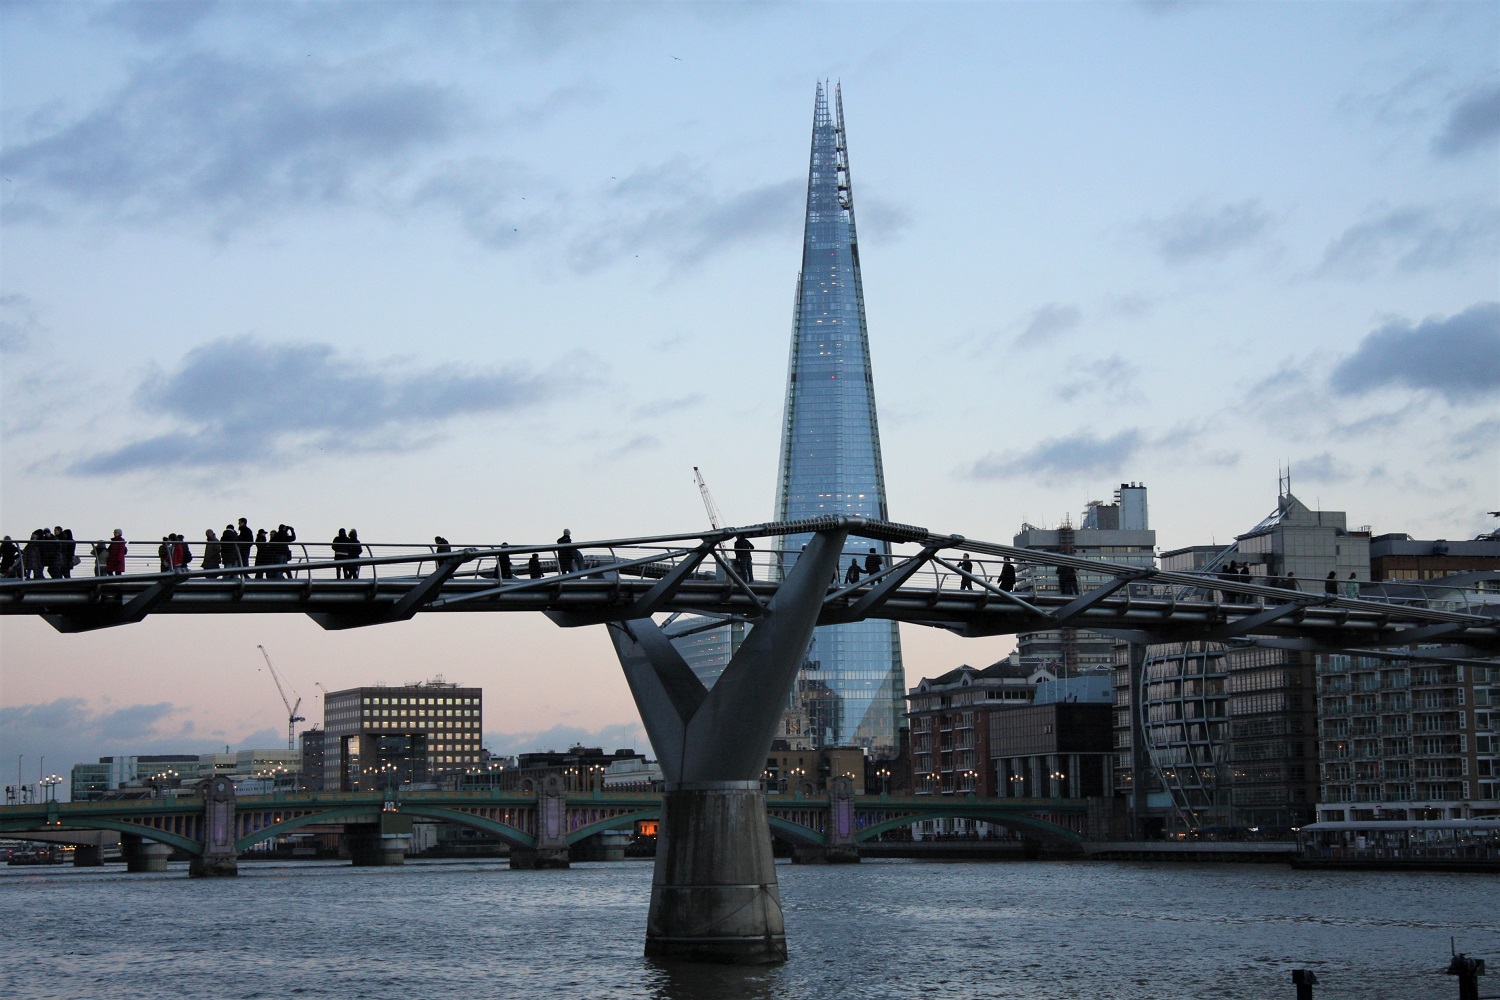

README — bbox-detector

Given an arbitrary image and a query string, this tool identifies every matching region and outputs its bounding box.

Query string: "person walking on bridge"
[202,529,222,578]
[556,529,576,575]
[734,535,754,580]
[844,559,861,585]
[957,553,974,590]
[528,552,543,579]
[106,529,127,575]
[864,547,881,578]
[998,557,1016,592]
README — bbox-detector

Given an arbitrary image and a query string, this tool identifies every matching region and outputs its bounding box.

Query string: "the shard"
[774,82,905,752]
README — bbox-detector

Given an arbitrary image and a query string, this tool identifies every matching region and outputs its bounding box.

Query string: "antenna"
[257,645,305,751]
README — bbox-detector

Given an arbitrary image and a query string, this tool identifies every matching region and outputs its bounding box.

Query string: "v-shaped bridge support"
[605,525,848,964]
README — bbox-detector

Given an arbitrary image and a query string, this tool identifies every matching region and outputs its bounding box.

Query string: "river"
[1,858,1494,999]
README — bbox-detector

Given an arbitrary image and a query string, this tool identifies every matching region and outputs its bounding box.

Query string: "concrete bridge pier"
[510,775,570,869]
[792,775,860,865]
[347,830,411,866]
[189,775,238,877]
[125,837,172,872]
[607,525,847,964]
[72,843,105,867]
[348,812,413,866]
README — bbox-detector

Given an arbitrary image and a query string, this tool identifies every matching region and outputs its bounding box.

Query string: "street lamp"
[40,774,62,803]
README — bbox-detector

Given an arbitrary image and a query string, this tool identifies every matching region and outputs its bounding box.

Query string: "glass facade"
[773,83,904,752]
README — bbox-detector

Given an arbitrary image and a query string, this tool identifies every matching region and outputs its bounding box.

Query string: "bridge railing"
[9,528,1495,623]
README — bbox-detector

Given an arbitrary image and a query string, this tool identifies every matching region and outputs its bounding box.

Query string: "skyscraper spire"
[774,82,904,751]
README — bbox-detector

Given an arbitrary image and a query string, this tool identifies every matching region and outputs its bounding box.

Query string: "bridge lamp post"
[789,767,806,799]
[40,774,62,803]
[963,769,977,796]
[876,767,890,798]
[1049,770,1067,798]
[1009,774,1025,798]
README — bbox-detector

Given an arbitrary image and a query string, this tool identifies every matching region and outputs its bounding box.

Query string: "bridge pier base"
[348,831,410,866]
[73,844,104,867]
[189,853,238,877]
[790,845,860,865]
[647,782,784,964]
[509,846,570,869]
[124,837,173,873]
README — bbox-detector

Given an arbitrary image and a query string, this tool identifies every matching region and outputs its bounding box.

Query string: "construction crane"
[257,645,305,751]
[693,466,723,531]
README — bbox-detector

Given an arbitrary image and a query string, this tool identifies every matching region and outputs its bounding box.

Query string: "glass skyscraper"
[773,82,905,752]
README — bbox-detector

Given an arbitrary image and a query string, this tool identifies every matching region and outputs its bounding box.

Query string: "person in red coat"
[106,529,128,576]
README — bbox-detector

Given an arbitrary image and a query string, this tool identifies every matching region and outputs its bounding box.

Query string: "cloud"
[631,394,705,419]
[1057,356,1139,403]
[1451,418,1500,462]
[484,721,650,759]
[569,159,801,271]
[1139,199,1273,264]
[1014,303,1082,348]
[968,429,1145,482]
[0,294,41,353]
[1291,452,1354,484]
[1329,302,1500,404]
[1,52,465,230]
[1315,203,1500,278]
[70,335,564,474]
[97,0,219,41]
[1432,82,1500,157]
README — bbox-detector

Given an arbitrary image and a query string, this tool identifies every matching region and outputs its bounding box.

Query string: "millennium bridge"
[4,516,1495,963]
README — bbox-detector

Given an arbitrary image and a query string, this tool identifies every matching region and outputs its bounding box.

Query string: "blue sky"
[2,1,1496,785]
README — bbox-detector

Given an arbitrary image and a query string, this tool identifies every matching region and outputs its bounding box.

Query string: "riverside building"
[321,679,483,791]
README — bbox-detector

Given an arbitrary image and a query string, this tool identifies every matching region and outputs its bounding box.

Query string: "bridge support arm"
[605,526,848,964]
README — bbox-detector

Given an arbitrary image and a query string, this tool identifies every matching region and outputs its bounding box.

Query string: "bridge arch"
[856,809,1084,847]
[233,803,537,853]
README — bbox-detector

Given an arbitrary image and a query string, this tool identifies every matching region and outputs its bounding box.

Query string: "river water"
[1,858,1494,999]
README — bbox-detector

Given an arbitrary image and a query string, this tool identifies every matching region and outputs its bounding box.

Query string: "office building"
[322,679,483,791]
[773,82,904,752]
[1013,484,1156,674]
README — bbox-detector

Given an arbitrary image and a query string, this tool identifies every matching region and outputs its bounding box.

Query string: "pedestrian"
[958,553,974,590]
[844,559,861,584]
[556,529,577,575]
[1058,564,1079,595]
[59,528,76,578]
[253,528,269,579]
[331,529,351,577]
[345,529,362,579]
[1323,571,1338,596]
[218,525,240,573]
[171,534,192,573]
[90,538,108,576]
[864,547,881,577]
[236,518,253,572]
[998,557,1016,592]
[106,529,127,575]
[0,535,17,577]
[158,536,171,572]
[23,529,47,580]
[1284,571,1298,592]
[434,536,451,554]
[734,535,754,581]
[1219,560,1238,603]
[43,527,65,579]
[1343,573,1359,599]
[528,552,543,579]
[203,530,222,578]
[498,543,513,580]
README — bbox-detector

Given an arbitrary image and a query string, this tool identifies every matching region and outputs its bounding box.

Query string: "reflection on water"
[0,858,1494,1000]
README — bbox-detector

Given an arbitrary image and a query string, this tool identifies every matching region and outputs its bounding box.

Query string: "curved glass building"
[774,83,905,752]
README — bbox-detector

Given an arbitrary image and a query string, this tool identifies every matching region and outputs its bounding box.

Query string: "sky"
[2,1,1496,793]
